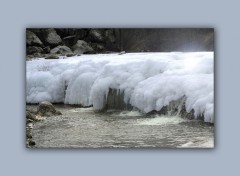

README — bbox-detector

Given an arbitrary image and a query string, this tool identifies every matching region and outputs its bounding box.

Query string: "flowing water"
[27,105,214,148]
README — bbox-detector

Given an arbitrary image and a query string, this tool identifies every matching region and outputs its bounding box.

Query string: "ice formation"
[26,52,214,123]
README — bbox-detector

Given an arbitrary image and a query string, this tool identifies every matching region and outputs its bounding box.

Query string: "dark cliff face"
[118,28,214,52]
[26,28,213,59]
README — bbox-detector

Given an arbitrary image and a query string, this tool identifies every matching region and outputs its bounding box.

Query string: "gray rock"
[50,45,73,55]
[88,29,104,42]
[37,101,62,116]
[27,46,43,55]
[72,40,94,54]
[43,29,62,47]
[26,110,37,121]
[26,30,43,46]
[45,54,59,59]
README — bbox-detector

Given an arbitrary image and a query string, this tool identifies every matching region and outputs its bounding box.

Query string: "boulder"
[26,110,37,121]
[26,30,43,46]
[50,45,73,55]
[37,101,62,116]
[88,29,104,42]
[43,29,62,47]
[27,46,43,55]
[63,35,78,46]
[72,40,94,54]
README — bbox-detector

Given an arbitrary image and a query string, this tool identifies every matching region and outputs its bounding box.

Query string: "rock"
[45,54,59,59]
[43,46,50,53]
[72,40,94,54]
[50,45,73,55]
[28,140,36,146]
[63,35,78,46]
[66,53,75,57]
[26,110,37,121]
[105,29,115,43]
[27,46,43,55]
[43,28,62,47]
[118,51,126,55]
[88,29,104,42]
[91,43,105,52]
[26,30,43,46]
[37,101,62,116]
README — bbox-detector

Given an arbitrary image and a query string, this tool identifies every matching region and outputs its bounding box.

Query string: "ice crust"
[26,52,214,122]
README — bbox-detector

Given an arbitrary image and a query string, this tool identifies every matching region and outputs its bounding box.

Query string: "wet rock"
[26,110,37,121]
[26,30,43,46]
[103,88,133,110]
[50,45,73,55]
[27,46,43,55]
[72,40,94,54]
[37,101,62,116]
[28,140,36,146]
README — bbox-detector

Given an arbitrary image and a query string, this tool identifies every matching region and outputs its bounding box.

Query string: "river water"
[27,105,214,148]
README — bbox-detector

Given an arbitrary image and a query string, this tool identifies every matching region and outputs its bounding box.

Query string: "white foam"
[118,110,143,117]
[137,115,187,125]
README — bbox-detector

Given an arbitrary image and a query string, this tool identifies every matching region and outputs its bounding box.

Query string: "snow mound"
[26,52,214,123]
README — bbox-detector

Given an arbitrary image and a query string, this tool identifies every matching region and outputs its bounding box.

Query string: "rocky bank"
[26,28,214,60]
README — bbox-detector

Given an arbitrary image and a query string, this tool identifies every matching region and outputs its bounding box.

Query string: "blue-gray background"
[0,0,238,175]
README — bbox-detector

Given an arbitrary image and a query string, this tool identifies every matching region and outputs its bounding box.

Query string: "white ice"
[26,52,214,123]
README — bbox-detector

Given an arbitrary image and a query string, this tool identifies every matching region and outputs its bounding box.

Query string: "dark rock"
[63,35,78,46]
[66,53,75,57]
[33,53,42,58]
[72,40,94,54]
[37,101,62,116]
[26,30,43,46]
[119,28,214,52]
[55,28,87,39]
[43,46,50,53]
[50,45,73,55]
[91,43,105,52]
[88,29,104,42]
[27,46,43,55]
[105,29,116,43]
[45,54,59,59]
[28,140,36,146]
[103,88,133,110]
